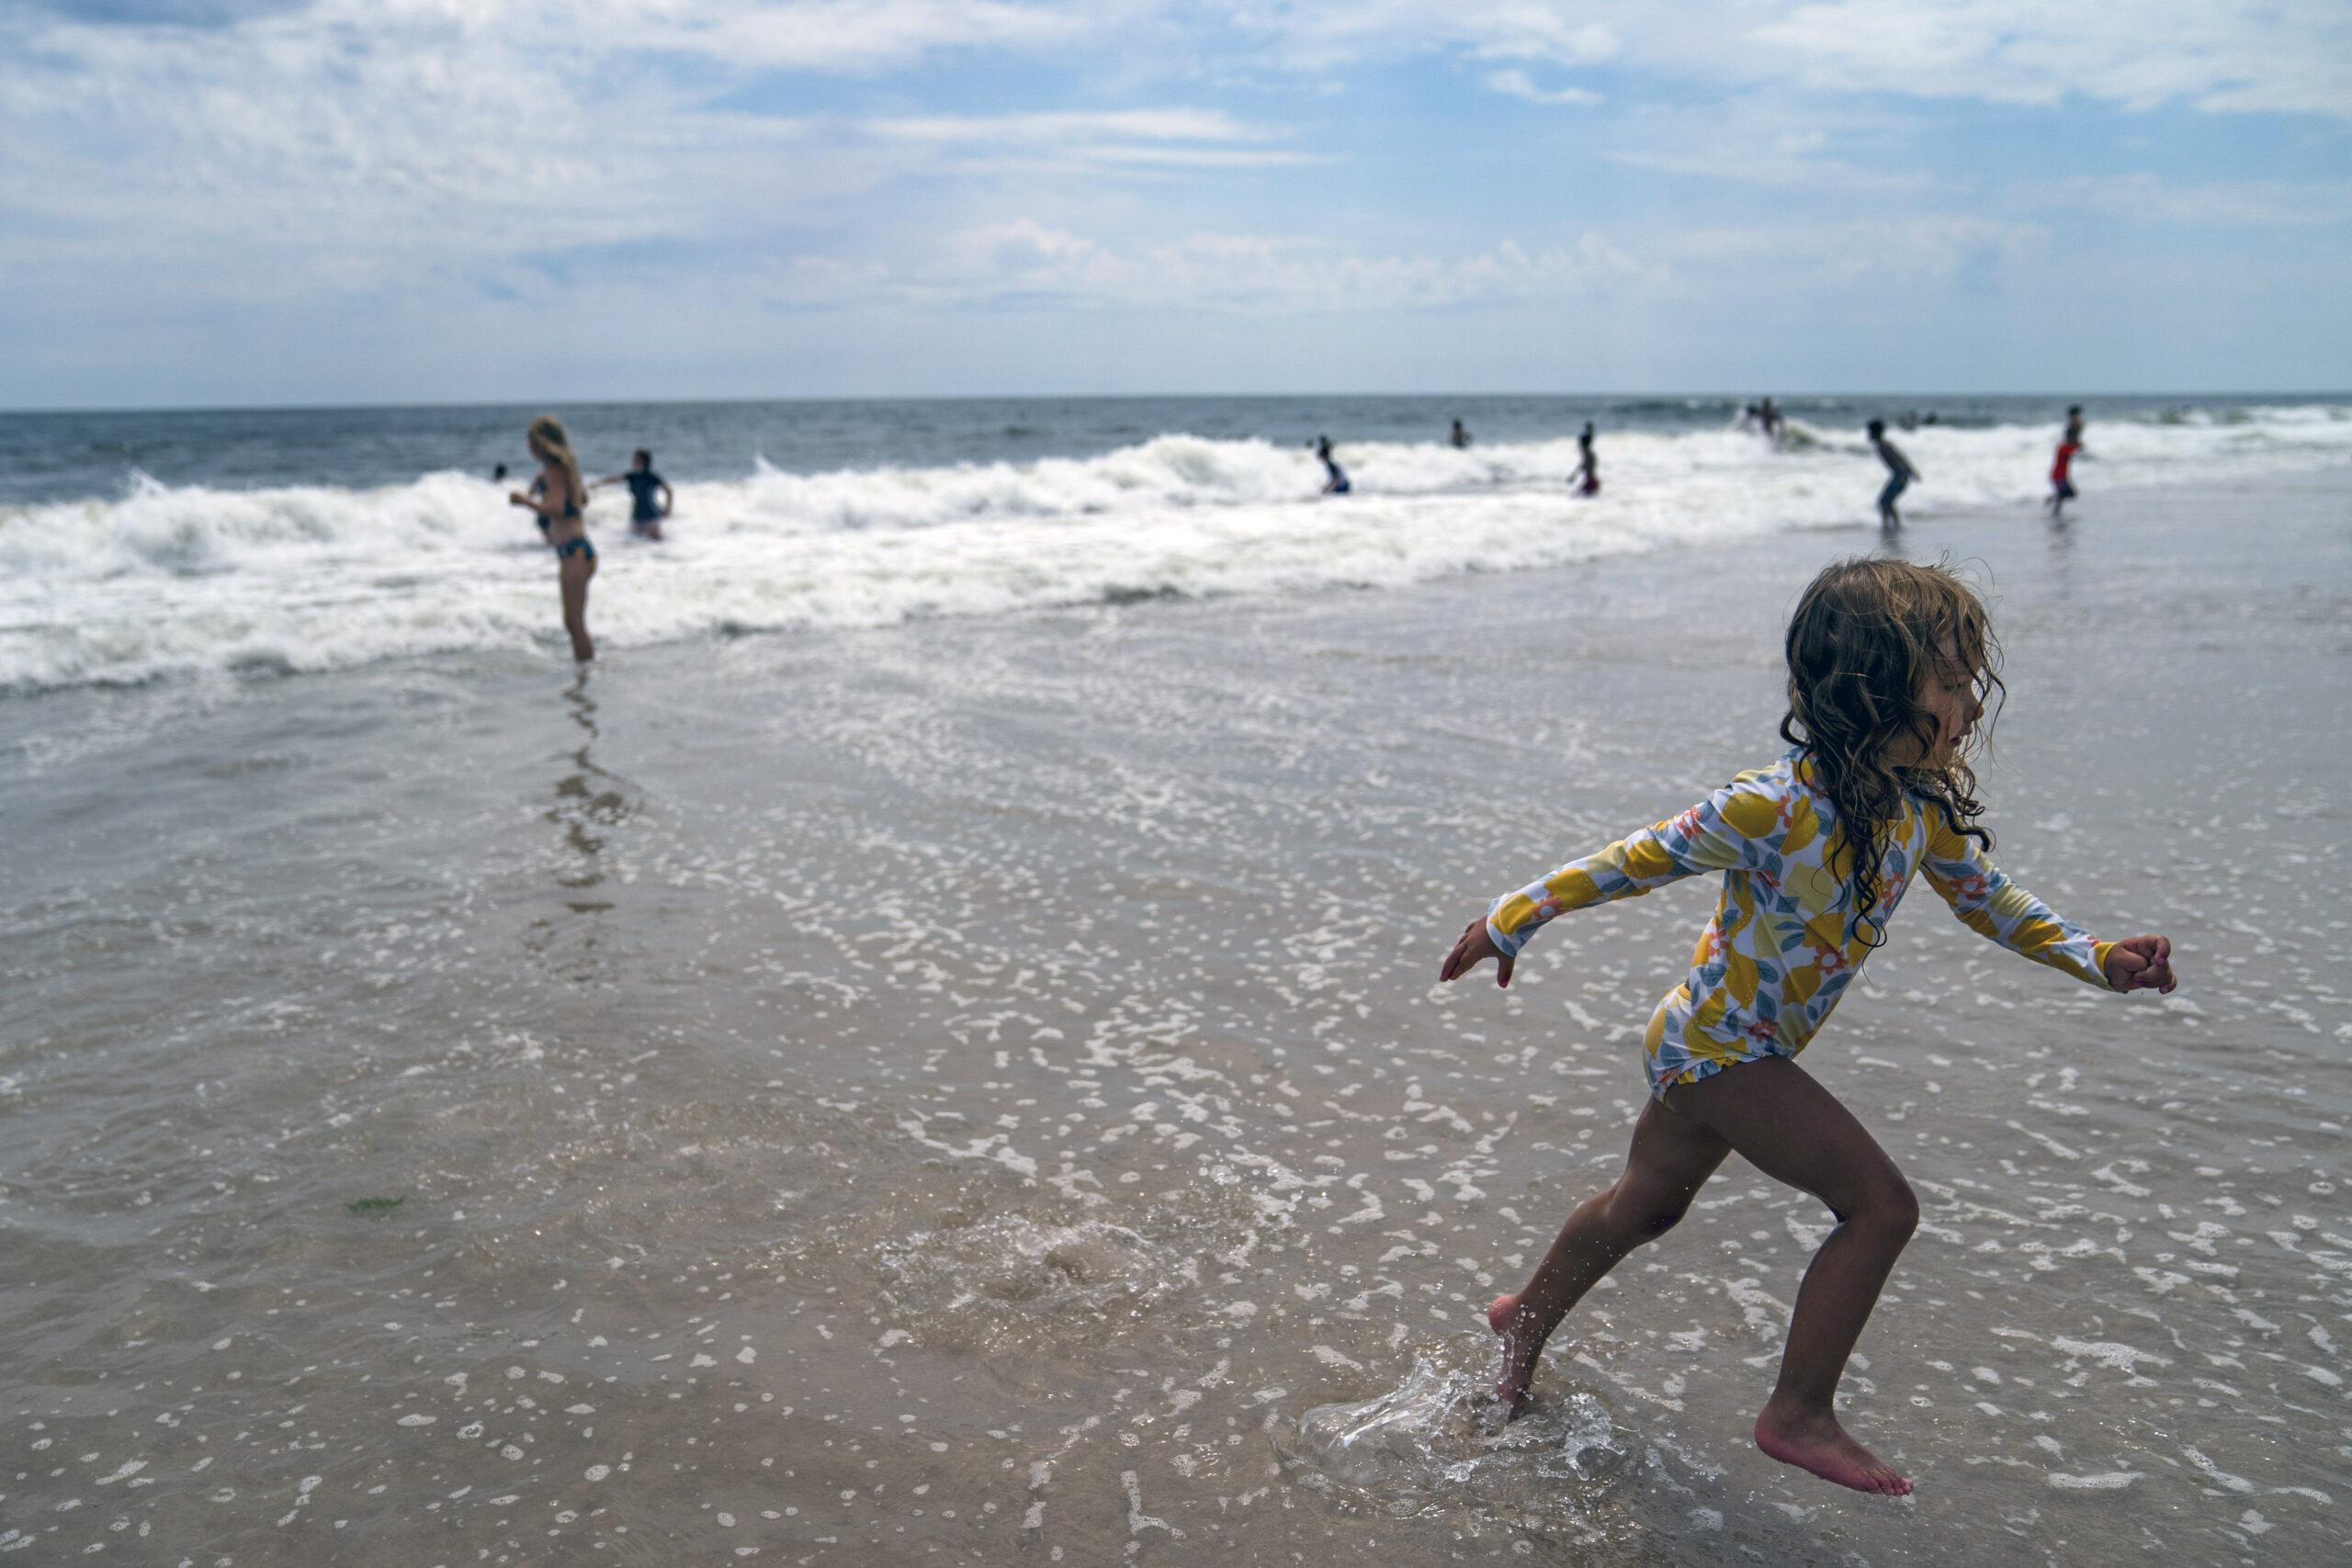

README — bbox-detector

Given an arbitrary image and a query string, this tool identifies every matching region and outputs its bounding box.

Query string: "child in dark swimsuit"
[1571,423,1600,496]
[509,414,596,662]
[1316,434,1351,495]
[594,449,673,541]
[1867,419,1919,531]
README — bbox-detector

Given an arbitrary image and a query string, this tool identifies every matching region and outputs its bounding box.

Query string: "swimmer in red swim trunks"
[2048,435,2080,519]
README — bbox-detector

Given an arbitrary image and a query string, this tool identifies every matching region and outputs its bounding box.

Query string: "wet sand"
[2,468,2347,1565]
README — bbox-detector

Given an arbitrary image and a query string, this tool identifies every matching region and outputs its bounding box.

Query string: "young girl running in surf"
[1438,557,2177,1497]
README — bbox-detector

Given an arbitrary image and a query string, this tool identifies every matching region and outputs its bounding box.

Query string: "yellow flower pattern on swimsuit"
[1485,750,2115,1094]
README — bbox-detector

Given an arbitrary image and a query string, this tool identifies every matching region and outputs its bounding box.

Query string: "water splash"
[1276,1336,1624,1521]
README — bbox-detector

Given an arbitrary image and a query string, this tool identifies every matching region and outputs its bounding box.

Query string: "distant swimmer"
[1760,397,1783,442]
[510,414,596,663]
[594,448,673,541]
[2064,403,2086,447]
[1316,434,1351,495]
[1866,419,1919,532]
[492,462,509,483]
[2048,432,2082,519]
[1571,422,1600,496]
[1451,419,1472,449]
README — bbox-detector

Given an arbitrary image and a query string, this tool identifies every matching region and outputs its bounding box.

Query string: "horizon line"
[5,389,2346,419]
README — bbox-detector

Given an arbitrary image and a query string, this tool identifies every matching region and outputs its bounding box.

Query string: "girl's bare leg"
[1488,1095,1730,1409]
[1665,1055,1919,1495]
[560,556,595,662]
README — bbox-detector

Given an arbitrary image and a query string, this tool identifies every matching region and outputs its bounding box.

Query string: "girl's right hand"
[1441,919,1514,987]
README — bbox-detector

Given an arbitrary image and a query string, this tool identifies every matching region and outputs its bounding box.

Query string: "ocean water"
[2,394,2346,693]
[0,398,2348,1566]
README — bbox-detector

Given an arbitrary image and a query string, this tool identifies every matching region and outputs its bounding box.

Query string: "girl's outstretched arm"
[1920,806,2175,993]
[1442,771,1792,987]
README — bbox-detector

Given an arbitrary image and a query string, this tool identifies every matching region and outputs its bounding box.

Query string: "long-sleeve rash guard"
[1485,750,2114,1094]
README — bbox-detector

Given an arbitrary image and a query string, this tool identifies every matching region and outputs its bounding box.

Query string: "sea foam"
[1,405,2345,691]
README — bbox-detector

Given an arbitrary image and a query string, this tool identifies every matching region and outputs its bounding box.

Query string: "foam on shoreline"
[2,403,2346,691]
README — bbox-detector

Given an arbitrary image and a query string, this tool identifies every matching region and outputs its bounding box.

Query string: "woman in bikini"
[510,414,596,662]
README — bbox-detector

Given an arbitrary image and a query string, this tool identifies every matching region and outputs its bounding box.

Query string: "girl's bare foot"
[1487,1293,1543,1413]
[1753,1400,1913,1496]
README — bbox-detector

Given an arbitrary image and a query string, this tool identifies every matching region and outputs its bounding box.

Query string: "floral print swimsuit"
[1484,750,2115,1096]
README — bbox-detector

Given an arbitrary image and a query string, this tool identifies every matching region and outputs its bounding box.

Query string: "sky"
[3,0,2348,407]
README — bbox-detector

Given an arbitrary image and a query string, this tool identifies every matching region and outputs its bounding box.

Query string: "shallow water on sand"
[1,471,2347,1565]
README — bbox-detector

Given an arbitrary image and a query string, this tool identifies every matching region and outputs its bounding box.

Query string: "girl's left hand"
[2103,934,2177,994]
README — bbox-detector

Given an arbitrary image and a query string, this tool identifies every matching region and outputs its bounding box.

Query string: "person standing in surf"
[594,448,673,541]
[1438,557,2176,1497]
[2048,430,2082,519]
[1570,422,1600,496]
[1867,418,1919,530]
[1451,419,1473,449]
[1316,434,1351,495]
[510,414,596,663]
[2050,405,2088,519]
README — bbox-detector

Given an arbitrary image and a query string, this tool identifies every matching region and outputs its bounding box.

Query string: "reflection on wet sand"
[549,671,631,901]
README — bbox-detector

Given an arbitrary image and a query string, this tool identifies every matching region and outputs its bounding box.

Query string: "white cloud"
[1748,1,2352,118]
[502,0,1084,75]
[0,0,2343,403]
[1485,68,1601,106]
[2024,174,2352,229]
[1211,1,1618,67]
[871,110,1260,144]
[860,109,1314,168]
[773,220,1649,311]
[613,0,1082,72]
[1601,143,1929,195]
[1662,213,2050,288]
[0,0,1102,284]
[1216,1,2352,119]
[5,0,2335,279]
[1587,95,1924,193]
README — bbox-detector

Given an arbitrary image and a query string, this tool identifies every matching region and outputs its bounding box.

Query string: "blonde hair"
[1779,556,2004,944]
[526,414,586,514]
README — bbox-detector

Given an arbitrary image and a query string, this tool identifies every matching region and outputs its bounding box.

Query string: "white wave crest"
[1,406,2346,692]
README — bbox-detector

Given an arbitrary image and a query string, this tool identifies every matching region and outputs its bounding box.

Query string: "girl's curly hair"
[1780,557,2003,946]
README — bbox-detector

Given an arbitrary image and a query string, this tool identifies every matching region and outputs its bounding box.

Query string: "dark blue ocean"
[0,392,2294,505]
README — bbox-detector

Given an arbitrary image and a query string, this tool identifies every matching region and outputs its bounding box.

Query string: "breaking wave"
[2,402,2346,691]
